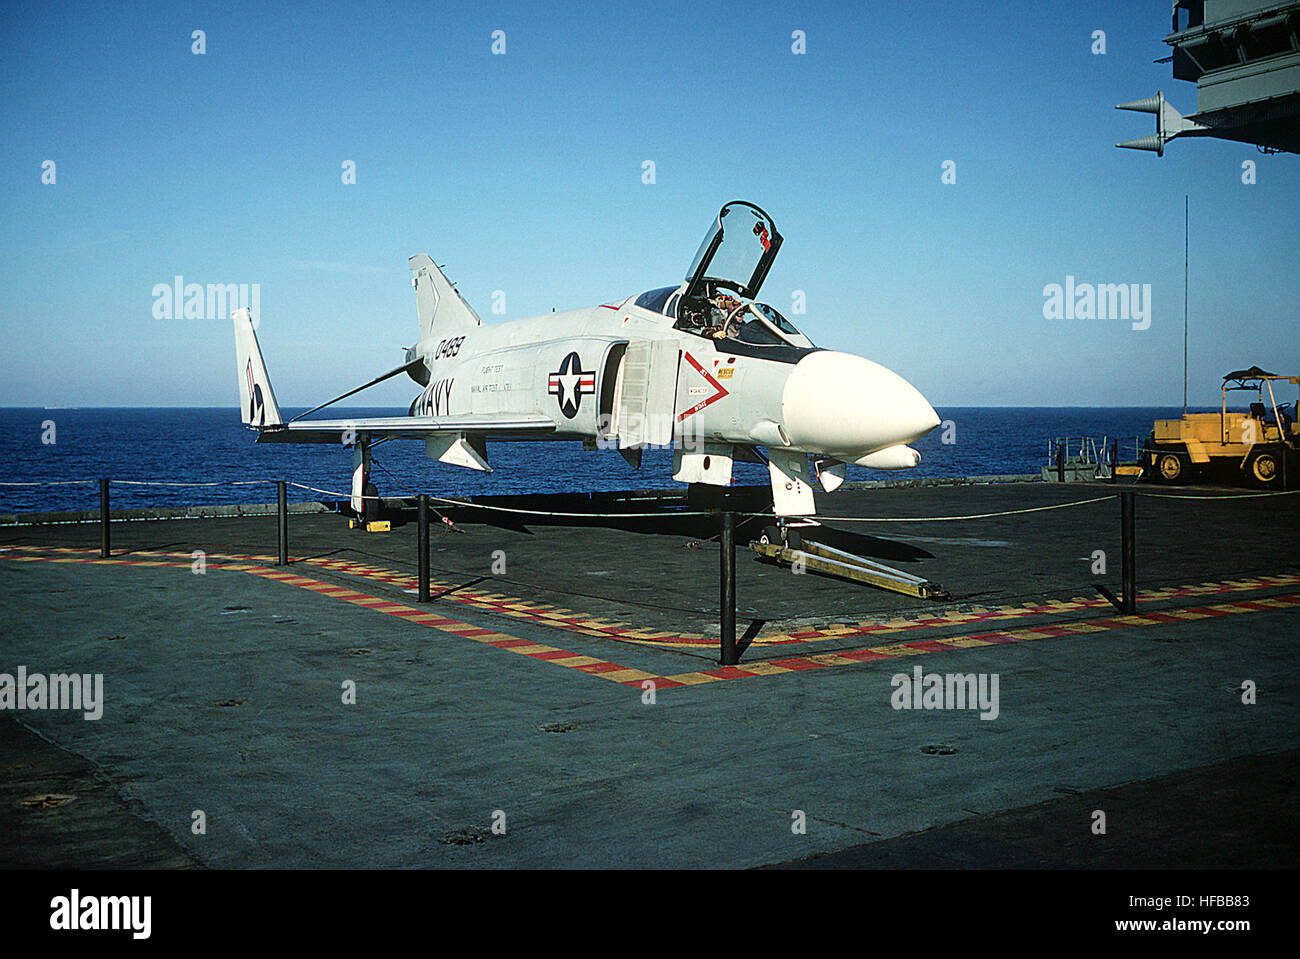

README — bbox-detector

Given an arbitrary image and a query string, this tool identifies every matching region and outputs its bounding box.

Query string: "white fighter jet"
[233,200,940,520]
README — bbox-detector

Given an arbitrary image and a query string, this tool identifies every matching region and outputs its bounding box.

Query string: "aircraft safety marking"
[648,593,1300,687]
[221,556,1300,649]
[0,550,657,685]
[676,351,729,421]
[5,546,1300,652]
[3,548,1298,690]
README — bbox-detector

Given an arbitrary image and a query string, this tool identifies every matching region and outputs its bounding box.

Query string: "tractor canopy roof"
[1223,366,1278,381]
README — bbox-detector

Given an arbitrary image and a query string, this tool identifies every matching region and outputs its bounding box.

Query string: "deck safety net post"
[277,481,289,566]
[720,511,737,666]
[1121,490,1137,613]
[99,478,110,558]
[417,494,430,603]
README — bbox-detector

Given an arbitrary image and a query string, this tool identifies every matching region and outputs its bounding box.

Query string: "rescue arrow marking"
[677,351,730,421]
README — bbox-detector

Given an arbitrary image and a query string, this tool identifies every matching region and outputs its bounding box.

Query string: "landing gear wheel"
[759,524,801,549]
[363,481,380,523]
[1248,451,1279,488]
[1156,452,1185,484]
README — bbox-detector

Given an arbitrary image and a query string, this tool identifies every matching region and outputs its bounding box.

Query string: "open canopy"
[682,201,782,302]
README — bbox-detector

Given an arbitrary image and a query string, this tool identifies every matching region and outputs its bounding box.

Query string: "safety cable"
[5,479,1297,520]
[1134,489,1300,500]
[0,480,99,486]
[811,495,1118,522]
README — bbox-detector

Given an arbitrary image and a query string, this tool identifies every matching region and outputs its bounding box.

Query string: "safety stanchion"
[719,511,737,666]
[1121,489,1137,613]
[99,478,110,558]
[417,494,430,603]
[277,481,289,566]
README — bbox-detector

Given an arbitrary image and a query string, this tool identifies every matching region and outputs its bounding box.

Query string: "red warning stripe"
[676,351,729,420]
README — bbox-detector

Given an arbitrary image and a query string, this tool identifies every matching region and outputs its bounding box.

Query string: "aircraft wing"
[253,414,557,444]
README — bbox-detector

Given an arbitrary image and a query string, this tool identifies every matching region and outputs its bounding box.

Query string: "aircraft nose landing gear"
[759,522,802,550]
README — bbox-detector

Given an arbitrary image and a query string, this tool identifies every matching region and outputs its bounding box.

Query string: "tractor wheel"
[1248,451,1279,488]
[759,525,782,546]
[1156,452,1186,484]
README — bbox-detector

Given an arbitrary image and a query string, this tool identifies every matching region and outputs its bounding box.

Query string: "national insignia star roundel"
[547,351,596,419]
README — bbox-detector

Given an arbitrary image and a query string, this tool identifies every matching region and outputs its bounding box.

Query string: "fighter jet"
[233,200,940,520]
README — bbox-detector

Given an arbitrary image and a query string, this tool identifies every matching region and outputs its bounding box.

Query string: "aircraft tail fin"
[409,254,482,344]
[233,308,284,428]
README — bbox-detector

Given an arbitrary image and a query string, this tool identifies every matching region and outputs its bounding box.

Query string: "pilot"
[712,310,743,340]
[709,292,740,328]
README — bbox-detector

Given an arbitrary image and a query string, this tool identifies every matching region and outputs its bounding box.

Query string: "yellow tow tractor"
[1142,367,1299,489]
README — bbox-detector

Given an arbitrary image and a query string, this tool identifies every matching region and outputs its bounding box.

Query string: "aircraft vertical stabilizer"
[233,308,283,428]
[409,254,482,344]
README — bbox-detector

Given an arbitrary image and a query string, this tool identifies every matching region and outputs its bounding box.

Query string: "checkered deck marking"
[649,591,1300,686]
[3,545,1297,690]
[272,559,1300,649]
[6,545,1300,649]
[0,548,662,685]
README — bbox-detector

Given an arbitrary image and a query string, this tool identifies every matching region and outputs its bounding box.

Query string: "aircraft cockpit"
[714,299,813,349]
[632,283,812,349]
[631,200,813,350]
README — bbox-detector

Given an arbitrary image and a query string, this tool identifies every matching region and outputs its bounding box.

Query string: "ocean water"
[0,406,1195,513]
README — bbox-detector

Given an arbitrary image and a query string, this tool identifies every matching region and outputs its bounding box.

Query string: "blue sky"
[2,0,1296,408]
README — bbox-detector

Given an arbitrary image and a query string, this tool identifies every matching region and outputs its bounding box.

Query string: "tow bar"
[750,531,949,600]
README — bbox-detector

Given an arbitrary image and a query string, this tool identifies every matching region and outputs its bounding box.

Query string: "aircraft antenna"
[1183,194,1188,415]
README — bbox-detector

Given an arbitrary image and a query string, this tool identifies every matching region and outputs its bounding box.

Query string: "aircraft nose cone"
[781,351,940,457]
